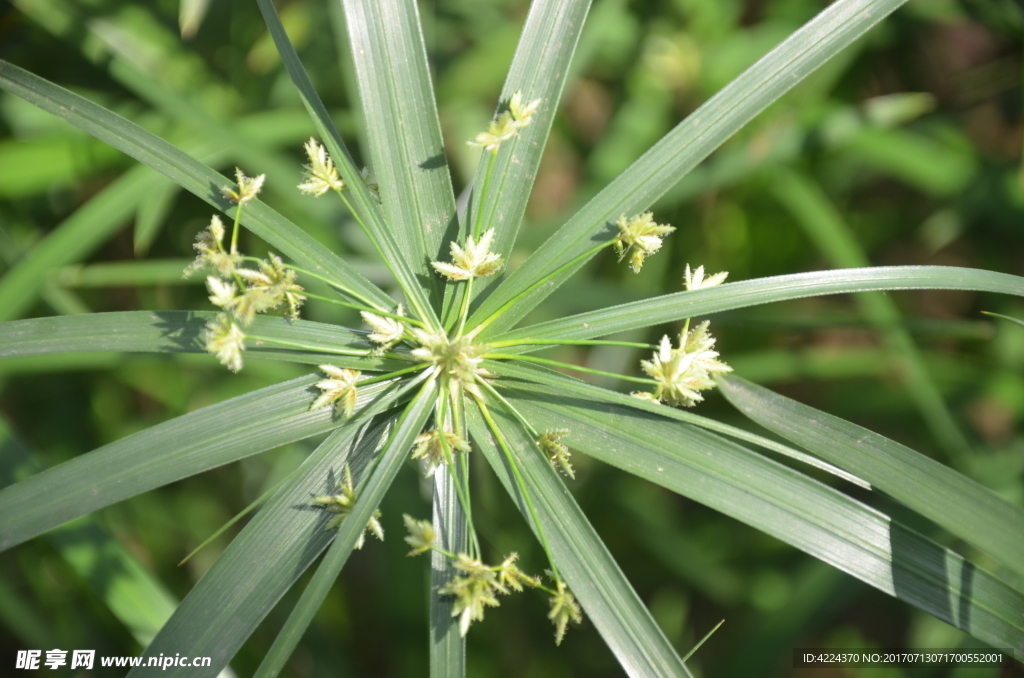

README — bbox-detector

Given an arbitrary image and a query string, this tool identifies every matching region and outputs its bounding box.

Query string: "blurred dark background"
[1,0,1023,675]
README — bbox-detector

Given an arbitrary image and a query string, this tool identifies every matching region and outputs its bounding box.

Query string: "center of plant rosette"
[183,91,732,646]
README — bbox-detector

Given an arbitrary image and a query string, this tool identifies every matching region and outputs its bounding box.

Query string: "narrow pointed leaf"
[254,0,439,327]
[431,468,468,677]
[252,379,437,678]
[469,0,909,333]
[0,59,392,312]
[499,382,1024,656]
[718,375,1024,580]
[0,311,408,369]
[499,266,1024,344]
[461,0,592,314]
[132,415,398,678]
[338,0,457,312]
[0,376,409,551]
[467,402,694,677]
[489,361,870,489]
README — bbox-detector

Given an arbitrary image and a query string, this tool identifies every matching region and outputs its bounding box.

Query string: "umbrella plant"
[1,0,1022,675]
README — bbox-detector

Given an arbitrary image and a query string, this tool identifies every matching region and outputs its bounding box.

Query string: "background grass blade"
[0,311,407,369]
[0,419,179,648]
[0,376,408,551]
[461,0,592,314]
[255,0,439,327]
[252,380,436,678]
[499,380,1024,656]
[717,375,1024,581]
[338,0,457,315]
[431,469,468,678]
[0,162,211,324]
[132,415,398,678]
[0,59,393,312]
[770,168,972,459]
[467,401,694,678]
[499,266,1024,343]
[469,0,908,333]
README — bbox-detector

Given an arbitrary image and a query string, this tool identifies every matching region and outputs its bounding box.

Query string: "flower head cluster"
[361,305,405,353]
[203,313,246,373]
[410,330,491,395]
[439,553,540,636]
[411,428,471,477]
[468,90,541,152]
[221,168,265,204]
[312,464,384,547]
[310,364,361,418]
[402,515,436,556]
[235,253,306,322]
[537,429,574,479]
[548,580,583,645]
[431,228,503,281]
[684,264,728,291]
[636,320,732,407]
[613,212,675,273]
[184,215,242,278]
[298,138,344,196]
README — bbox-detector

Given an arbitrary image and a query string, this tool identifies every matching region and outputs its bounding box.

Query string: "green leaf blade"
[500,380,1024,657]
[467,401,694,677]
[252,378,437,678]
[500,266,1024,343]
[431,468,468,678]
[0,59,393,312]
[0,376,407,551]
[717,375,1024,581]
[470,0,909,333]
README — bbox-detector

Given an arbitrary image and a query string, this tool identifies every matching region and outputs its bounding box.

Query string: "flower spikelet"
[509,90,540,128]
[468,112,518,152]
[548,580,583,645]
[204,313,246,373]
[537,429,574,479]
[206,275,237,309]
[684,264,728,291]
[311,365,361,417]
[298,138,344,196]
[639,321,731,407]
[495,553,540,592]
[312,465,383,547]
[402,514,436,556]
[410,330,490,396]
[237,253,306,321]
[431,228,503,281]
[613,212,675,273]
[361,305,405,352]
[440,555,503,636]
[222,168,265,204]
[411,429,471,477]
[184,215,242,277]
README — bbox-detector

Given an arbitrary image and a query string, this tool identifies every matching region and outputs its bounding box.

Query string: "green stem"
[356,363,433,387]
[238,256,391,316]
[475,378,539,437]
[334,189,437,330]
[473,150,498,239]
[484,353,656,386]
[489,338,656,350]
[441,379,481,559]
[455,277,474,338]
[473,241,615,335]
[230,204,244,255]
[681,619,725,662]
[474,396,562,584]
[245,335,414,362]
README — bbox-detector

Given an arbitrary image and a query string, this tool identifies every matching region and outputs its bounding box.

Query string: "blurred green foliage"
[1,0,1023,675]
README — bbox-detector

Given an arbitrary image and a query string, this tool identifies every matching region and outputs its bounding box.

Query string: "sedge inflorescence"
[185,91,731,645]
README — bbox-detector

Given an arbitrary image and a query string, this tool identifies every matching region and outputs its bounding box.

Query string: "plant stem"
[333,189,437,330]
[245,335,414,362]
[437,383,481,559]
[489,338,656,350]
[356,363,433,387]
[484,353,657,385]
[475,378,539,437]
[473,150,498,239]
[230,204,243,255]
[473,241,615,335]
[681,619,725,662]
[474,396,562,584]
